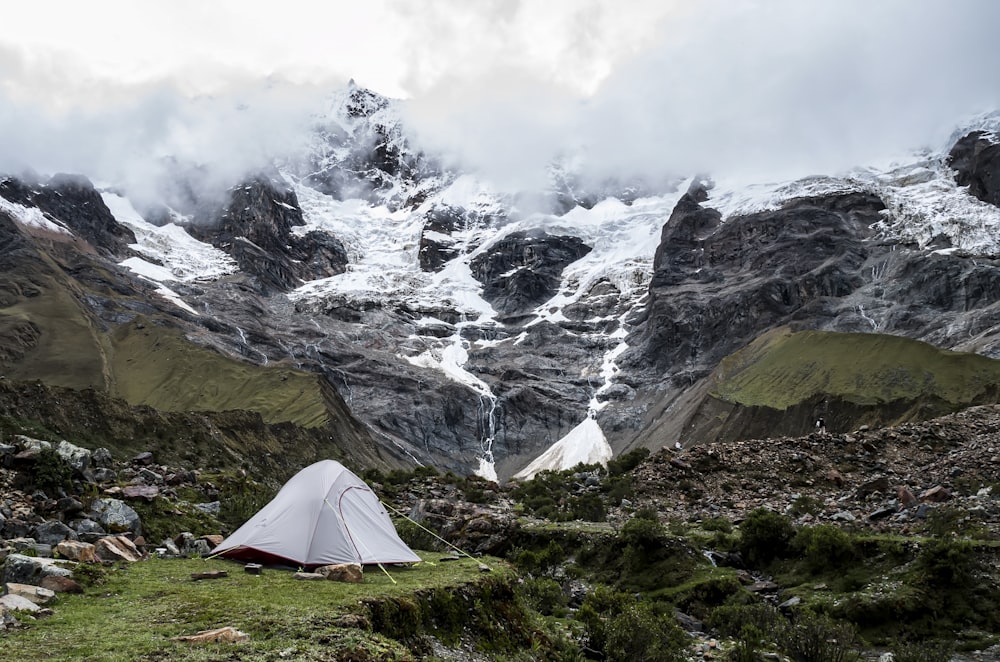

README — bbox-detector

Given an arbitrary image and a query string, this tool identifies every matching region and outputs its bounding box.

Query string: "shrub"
[793,525,855,572]
[790,495,824,517]
[915,537,978,589]
[708,603,780,639]
[603,603,688,662]
[578,588,687,662]
[518,577,567,617]
[739,508,795,566]
[702,517,733,534]
[890,640,954,662]
[776,610,861,662]
[607,448,650,476]
[31,447,73,493]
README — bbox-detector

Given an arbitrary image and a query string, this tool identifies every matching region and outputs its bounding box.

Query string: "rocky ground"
[4,405,1000,657]
[630,404,1000,535]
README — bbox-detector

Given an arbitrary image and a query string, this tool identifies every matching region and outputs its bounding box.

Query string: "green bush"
[889,640,953,662]
[702,517,733,534]
[793,525,855,572]
[604,603,688,662]
[518,577,567,617]
[577,588,687,662]
[607,448,650,476]
[790,495,824,517]
[776,610,860,662]
[707,603,780,639]
[739,508,795,566]
[915,537,978,589]
[31,447,73,493]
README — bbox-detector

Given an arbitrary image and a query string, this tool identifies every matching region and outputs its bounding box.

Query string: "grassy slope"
[0,274,110,391]
[711,327,1000,409]
[0,555,512,662]
[109,321,329,428]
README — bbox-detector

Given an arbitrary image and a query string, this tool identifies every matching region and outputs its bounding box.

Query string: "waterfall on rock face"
[439,328,499,482]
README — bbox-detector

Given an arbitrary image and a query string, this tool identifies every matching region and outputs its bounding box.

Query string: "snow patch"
[0,196,72,235]
[102,193,237,282]
[513,417,612,480]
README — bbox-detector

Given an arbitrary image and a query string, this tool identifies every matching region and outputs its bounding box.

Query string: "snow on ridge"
[102,192,237,283]
[707,149,1000,258]
[0,196,72,235]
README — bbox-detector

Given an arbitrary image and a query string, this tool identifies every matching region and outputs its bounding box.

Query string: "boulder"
[122,485,159,501]
[194,502,221,516]
[94,536,142,563]
[856,475,891,499]
[56,497,85,516]
[0,593,41,614]
[32,520,77,546]
[91,447,113,468]
[1,554,72,586]
[131,452,154,466]
[55,540,98,563]
[293,571,325,581]
[55,440,91,474]
[92,468,117,483]
[90,498,141,535]
[920,485,952,503]
[4,582,56,605]
[39,575,83,594]
[172,626,249,643]
[12,435,51,454]
[73,518,106,543]
[896,486,918,509]
[316,563,363,583]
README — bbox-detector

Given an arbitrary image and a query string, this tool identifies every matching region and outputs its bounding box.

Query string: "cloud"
[0,0,998,208]
[404,0,1000,189]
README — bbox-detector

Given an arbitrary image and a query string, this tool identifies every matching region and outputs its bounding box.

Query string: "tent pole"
[323,498,399,584]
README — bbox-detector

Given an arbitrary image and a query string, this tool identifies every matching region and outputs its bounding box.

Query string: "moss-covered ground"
[0,554,545,662]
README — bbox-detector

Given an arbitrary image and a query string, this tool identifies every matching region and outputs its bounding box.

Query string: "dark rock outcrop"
[470,231,592,318]
[0,174,136,257]
[197,175,348,293]
[949,131,1000,207]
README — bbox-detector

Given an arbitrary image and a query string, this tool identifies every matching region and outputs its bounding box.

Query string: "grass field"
[0,554,509,662]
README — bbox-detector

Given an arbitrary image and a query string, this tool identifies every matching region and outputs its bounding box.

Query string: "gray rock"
[0,593,41,613]
[830,511,857,522]
[91,447,113,468]
[55,440,91,473]
[89,498,142,536]
[193,501,220,515]
[12,435,51,454]
[137,468,163,485]
[1,554,72,586]
[32,521,77,546]
[92,468,117,483]
[72,519,106,544]
[778,596,802,610]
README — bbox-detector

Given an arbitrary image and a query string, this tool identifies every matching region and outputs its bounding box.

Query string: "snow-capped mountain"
[3,84,1000,480]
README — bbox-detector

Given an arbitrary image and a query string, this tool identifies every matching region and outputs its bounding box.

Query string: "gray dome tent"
[212,460,420,568]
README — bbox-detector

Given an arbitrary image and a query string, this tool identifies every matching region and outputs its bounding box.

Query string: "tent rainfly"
[212,460,420,568]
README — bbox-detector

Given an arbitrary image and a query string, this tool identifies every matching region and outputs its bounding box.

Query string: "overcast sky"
[2,0,999,195]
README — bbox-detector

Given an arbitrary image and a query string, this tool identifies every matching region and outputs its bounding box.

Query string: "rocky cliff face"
[3,84,1000,480]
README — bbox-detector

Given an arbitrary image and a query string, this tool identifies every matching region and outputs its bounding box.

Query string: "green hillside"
[711,327,1000,410]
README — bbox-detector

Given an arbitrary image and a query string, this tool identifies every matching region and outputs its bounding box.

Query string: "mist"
[404,0,1000,190]
[1,1,999,208]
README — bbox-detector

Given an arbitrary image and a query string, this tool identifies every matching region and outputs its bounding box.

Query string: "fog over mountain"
[1,1,998,202]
